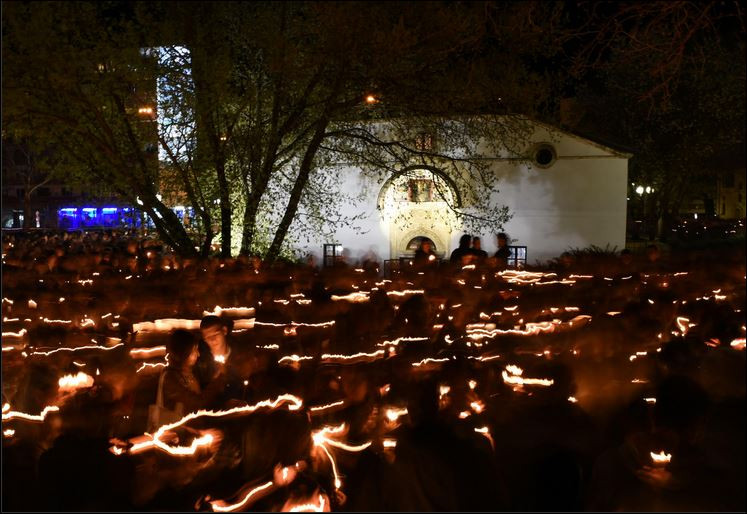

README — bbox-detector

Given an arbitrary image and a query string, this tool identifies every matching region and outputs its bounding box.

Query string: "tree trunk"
[145,199,200,258]
[265,120,328,263]
[239,193,261,256]
[216,161,232,257]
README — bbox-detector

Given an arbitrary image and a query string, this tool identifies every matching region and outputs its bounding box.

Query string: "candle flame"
[650,450,672,464]
[58,372,94,392]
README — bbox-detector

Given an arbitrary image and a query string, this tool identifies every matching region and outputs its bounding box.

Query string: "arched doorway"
[406,236,437,253]
[378,167,461,259]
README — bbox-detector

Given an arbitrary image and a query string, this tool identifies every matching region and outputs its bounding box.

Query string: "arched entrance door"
[406,236,437,253]
[378,167,461,259]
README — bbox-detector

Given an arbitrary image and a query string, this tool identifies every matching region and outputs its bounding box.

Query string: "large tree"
[3,2,203,255]
[559,2,746,238]
[3,1,556,259]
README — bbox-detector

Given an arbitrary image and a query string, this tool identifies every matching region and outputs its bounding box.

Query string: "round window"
[532,143,557,168]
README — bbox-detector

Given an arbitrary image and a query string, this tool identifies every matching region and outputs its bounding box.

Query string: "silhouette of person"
[495,232,511,269]
[414,239,437,268]
[450,234,473,266]
[471,236,488,263]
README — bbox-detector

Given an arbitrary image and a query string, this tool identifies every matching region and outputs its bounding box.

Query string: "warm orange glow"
[650,450,672,464]
[121,395,303,456]
[502,364,554,387]
[676,316,690,334]
[202,305,256,317]
[2,328,27,338]
[29,342,124,357]
[2,405,60,422]
[365,94,377,104]
[210,480,274,512]
[129,346,167,358]
[411,357,450,367]
[321,350,385,363]
[376,336,429,347]
[58,371,94,392]
[474,426,494,449]
[285,492,329,512]
[309,400,345,414]
[385,407,408,422]
[331,292,370,303]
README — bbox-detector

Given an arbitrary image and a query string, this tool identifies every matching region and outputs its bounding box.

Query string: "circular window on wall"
[532,143,557,168]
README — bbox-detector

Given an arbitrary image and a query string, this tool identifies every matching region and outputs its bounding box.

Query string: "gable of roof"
[530,119,634,159]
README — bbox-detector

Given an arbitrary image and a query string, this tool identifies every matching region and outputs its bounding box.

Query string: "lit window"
[415,133,434,151]
[408,179,434,202]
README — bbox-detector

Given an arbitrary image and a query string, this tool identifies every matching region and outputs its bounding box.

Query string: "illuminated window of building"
[414,132,434,151]
[408,179,434,202]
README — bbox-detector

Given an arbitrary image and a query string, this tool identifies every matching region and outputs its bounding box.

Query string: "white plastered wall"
[294,121,629,265]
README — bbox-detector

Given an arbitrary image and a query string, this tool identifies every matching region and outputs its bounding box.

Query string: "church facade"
[298,119,631,266]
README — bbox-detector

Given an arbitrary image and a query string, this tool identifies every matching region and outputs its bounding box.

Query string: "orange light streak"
[136,360,167,373]
[2,328,27,338]
[321,350,385,363]
[210,481,274,512]
[2,405,60,422]
[125,395,303,456]
[29,342,124,357]
[386,289,425,297]
[676,316,690,334]
[278,354,313,364]
[129,346,167,358]
[376,336,429,347]
[309,400,345,414]
[133,319,202,332]
[502,365,554,387]
[474,426,494,449]
[331,292,370,303]
[287,494,328,512]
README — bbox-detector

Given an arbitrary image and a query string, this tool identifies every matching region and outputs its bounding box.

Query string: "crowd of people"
[2,229,745,511]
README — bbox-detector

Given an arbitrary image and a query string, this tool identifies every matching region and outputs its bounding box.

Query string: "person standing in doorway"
[471,236,488,264]
[495,232,511,269]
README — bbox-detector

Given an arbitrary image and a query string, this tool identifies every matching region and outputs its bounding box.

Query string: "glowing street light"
[636,186,645,195]
[365,94,377,104]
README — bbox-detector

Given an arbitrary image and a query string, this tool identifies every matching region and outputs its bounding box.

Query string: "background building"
[299,119,630,265]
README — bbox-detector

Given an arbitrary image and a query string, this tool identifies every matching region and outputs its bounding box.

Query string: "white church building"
[298,118,631,266]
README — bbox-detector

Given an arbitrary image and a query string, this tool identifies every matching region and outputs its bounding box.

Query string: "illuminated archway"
[377,166,462,258]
